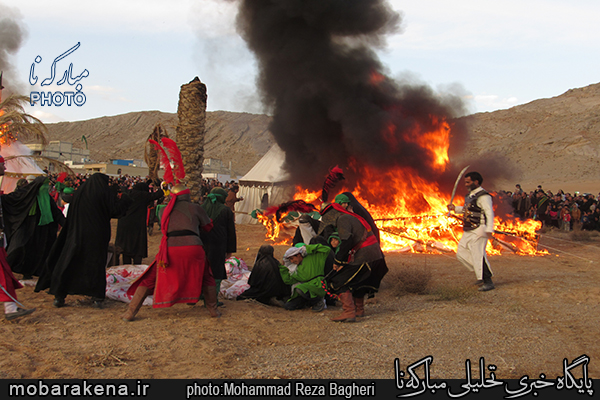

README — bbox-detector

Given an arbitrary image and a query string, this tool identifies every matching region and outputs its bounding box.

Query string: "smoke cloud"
[0,3,28,95]
[236,0,470,202]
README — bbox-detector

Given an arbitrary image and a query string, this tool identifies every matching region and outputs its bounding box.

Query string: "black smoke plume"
[236,0,469,206]
[0,4,28,95]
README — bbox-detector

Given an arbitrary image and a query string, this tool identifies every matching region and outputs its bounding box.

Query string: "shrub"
[391,263,432,295]
[570,230,592,242]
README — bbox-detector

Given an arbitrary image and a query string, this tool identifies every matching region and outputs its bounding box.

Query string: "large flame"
[0,90,15,145]
[256,113,546,256]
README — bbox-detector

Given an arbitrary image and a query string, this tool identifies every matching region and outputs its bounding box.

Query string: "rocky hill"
[44,110,275,178]
[44,82,600,193]
[458,82,600,193]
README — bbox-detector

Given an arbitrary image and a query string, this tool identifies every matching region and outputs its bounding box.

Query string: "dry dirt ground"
[1,223,599,381]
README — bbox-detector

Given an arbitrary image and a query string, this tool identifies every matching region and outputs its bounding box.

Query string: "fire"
[0,112,9,145]
[255,211,295,246]
[0,85,14,145]
[257,163,546,256]
[369,70,385,85]
[255,184,545,256]
[255,110,545,256]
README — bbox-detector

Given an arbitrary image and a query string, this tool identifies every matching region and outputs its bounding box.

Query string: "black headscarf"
[237,245,290,304]
[201,187,228,220]
[35,173,131,299]
[341,191,380,243]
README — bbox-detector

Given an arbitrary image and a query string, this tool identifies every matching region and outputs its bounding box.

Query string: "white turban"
[284,246,305,259]
[283,245,307,275]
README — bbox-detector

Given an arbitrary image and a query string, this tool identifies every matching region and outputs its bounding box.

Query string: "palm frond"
[0,94,48,145]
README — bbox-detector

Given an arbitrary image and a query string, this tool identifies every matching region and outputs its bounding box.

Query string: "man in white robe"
[448,171,495,291]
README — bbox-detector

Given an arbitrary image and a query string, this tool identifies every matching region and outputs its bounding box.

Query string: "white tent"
[235,144,295,224]
[1,141,45,193]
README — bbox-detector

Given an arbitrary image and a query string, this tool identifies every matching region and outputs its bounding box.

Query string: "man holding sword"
[447,171,496,292]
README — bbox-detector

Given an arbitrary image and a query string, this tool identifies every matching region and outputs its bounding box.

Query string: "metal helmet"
[170,183,188,195]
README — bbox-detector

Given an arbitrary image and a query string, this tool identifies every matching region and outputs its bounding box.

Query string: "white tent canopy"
[235,144,295,224]
[1,141,45,193]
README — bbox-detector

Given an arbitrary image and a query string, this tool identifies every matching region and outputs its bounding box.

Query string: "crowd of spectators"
[40,173,600,233]
[42,173,242,207]
[199,178,239,202]
[506,184,599,232]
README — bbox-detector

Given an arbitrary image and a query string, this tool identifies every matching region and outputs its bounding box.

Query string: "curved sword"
[448,165,470,215]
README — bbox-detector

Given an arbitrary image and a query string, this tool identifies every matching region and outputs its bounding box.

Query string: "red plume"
[321,165,345,203]
[161,137,185,183]
[57,172,68,183]
[149,139,173,184]
[264,200,317,222]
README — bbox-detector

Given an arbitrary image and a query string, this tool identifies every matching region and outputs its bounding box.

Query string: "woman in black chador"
[237,245,290,305]
[115,182,164,265]
[3,176,65,279]
[200,187,237,297]
[35,173,132,308]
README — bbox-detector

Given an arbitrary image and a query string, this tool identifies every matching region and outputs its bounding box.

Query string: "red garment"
[0,247,22,302]
[128,245,215,308]
[127,189,215,308]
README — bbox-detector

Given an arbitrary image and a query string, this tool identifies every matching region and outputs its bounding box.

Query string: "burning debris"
[256,190,546,255]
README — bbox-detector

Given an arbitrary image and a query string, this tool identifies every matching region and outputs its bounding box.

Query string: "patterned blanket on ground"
[105,257,251,303]
[21,259,251,304]
[106,265,154,305]
[220,257,251,300]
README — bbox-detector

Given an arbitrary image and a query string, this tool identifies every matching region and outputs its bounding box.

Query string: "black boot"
[53,296,65,308]
[479,260,495,291]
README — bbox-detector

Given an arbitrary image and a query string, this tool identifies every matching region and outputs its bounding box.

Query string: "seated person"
[237,245,290,306]
[279,243,330,312]
[328,231,340,254]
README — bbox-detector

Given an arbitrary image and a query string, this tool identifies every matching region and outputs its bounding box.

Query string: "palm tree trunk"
[176,77,207,203]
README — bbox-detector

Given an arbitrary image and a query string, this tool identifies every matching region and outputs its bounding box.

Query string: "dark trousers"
[482,259,493,284]
[284,288,322,310]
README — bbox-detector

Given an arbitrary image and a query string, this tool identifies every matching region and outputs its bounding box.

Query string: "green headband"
[334,194,350,205]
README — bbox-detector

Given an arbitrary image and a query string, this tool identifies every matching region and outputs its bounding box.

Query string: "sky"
[2,0,599,123]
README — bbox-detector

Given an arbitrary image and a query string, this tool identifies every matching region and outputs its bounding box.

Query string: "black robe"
[237,245,290,304]
[35,173,131,299]
[341,191,381,243]
[200,205,236,280]
[2,176,66,277]
[319,204,388,298]
[115,183,164,259]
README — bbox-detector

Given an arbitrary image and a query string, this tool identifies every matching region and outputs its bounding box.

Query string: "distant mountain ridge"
[44,110,275,178]
[458,82,600,193]
[44,82,600,193]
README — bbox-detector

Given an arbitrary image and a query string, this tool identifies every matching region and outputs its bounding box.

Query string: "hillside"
[44,110,275,178]
[44,83,600,193]
[458,83,600,193]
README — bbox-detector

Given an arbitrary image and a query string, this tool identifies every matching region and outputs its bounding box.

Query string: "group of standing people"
[510,184,599,231]
[0,163,239,322]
